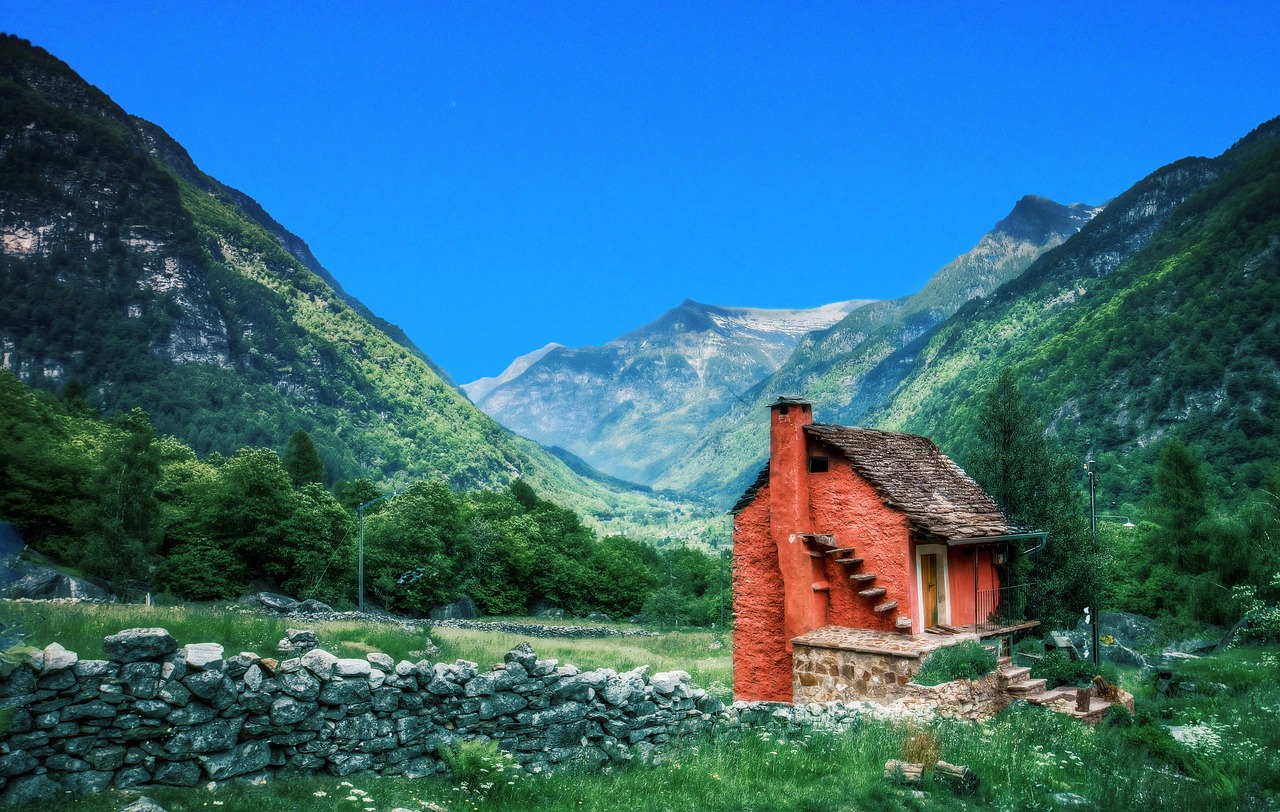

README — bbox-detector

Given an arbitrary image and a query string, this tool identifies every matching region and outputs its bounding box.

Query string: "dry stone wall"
[0,628,733,805]
[0,627,1010,806]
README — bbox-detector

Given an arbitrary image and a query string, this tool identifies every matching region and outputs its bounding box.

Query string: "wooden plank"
[884,760,924,784]
[934,761,979,795]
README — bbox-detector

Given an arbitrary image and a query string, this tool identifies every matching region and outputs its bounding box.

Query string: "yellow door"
[922,553,938,627]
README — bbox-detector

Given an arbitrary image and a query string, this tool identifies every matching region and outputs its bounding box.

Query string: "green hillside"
[871,120,1280,507]
[0,34,721,545]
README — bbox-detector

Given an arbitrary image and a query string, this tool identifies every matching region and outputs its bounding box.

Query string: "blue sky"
[6,2,1277,383]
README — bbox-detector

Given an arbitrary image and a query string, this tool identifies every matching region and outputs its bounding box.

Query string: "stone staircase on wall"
[995,656,1133,723]
[803,533,913,632]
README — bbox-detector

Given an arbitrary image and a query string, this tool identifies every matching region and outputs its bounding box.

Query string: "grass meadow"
[5,602,1279,811]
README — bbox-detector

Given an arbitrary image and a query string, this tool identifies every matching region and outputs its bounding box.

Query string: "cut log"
[934,761,979,795]
[884,760,924,784]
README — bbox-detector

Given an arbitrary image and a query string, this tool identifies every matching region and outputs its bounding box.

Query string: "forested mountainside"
[872,117,1280,508]
[654,196,1100,506]
[466,298,869,485]
[0,34,720,544]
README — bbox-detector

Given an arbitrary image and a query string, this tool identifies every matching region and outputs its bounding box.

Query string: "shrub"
[912,641,996,686]
[1031,651,1122,689]
[441,738,511,782]
[901,729,941,766]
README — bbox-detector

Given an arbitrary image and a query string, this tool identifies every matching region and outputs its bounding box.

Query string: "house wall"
[731,485,791,703]
[809,454,912,633]
[944,546,1000,628]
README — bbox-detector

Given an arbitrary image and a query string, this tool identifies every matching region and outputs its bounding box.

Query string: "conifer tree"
[969,368,1099,628]
[282,430,325,488]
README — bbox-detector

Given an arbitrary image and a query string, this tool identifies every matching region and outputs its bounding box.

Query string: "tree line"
[969,368,1280,637]
[0,372,725,625]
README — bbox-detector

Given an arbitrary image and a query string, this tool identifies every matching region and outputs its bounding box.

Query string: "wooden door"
[922,553,938,627]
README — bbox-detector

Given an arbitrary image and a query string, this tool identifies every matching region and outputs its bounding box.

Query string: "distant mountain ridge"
[650,194,1101,504]
[466,298,871,484]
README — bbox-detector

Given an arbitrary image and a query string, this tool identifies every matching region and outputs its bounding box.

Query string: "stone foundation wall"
[898,673,1010,720]
[792,644,919,702]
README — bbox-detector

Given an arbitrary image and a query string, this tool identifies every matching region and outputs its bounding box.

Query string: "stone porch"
[791,625,1133,722]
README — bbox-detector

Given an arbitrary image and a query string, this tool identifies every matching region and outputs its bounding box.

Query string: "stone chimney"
[767,397,826,643]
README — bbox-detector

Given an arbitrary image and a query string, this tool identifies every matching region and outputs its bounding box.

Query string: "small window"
[808,456,829,473]
[778,405,789,416]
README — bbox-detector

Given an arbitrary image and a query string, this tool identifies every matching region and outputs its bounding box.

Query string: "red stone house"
[731,397,1042,703]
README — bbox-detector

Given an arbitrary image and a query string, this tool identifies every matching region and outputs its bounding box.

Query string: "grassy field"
[5,602,1278,811]
[2,601,733,695]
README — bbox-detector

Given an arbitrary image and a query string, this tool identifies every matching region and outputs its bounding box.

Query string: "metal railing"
[974,582,1037,629]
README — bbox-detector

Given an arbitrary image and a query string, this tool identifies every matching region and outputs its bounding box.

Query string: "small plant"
[441,737,507,782]
[912,641,996,686]
[900,729,941,766]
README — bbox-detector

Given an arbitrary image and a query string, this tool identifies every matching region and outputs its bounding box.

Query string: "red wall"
[731,484,792,702]
[809,454,912,633]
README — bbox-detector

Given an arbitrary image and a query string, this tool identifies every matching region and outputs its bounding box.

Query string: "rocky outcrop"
[0,562,109,602]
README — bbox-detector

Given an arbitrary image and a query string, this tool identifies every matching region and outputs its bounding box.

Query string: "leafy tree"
[363,481,468,614]
[282,430,325,488]
[76,409,163,594]
[968,368,1099,628]
[334,478,382,511]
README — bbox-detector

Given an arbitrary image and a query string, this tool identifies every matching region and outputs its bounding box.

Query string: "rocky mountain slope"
[869,117,1280,506]
[653,195,1101,505]
[466,298,870,484]
[0,34,720,543]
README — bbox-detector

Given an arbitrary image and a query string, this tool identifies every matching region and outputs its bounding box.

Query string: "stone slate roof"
[804,424,1015,541]
[728,423,1017,542]
[729,466,770,515]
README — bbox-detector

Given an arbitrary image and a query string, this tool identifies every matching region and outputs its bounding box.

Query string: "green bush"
[912,640,996,685]
[1031,651,1122,689]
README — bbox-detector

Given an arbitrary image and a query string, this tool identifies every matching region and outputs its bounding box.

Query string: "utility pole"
[1084,458,1100,666]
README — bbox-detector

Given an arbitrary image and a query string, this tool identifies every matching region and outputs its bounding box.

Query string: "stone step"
[1004,677,1048,695]
[806,551,827,558]
[895,616,913,630]
[850,572,878,583]
[858,587,887,599]
[873,600,898,613]
[801,533,836,547]
[812,581,831,592]
[826,547,856,556]
[837,557,864,566]
[997,666,1031,687]
[997,656,1013,669]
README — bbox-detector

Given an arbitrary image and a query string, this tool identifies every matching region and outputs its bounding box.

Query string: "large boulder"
[103,628,178,662]
[429,597,478,620]
[0,561,109,601]
[253,592,300,612]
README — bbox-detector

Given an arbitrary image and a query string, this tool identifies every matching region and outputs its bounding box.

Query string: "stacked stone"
[0,630,725,806]
[428,619,660,639]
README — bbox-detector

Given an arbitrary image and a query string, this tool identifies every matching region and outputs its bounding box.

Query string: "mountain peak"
[992,195,1100,243]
